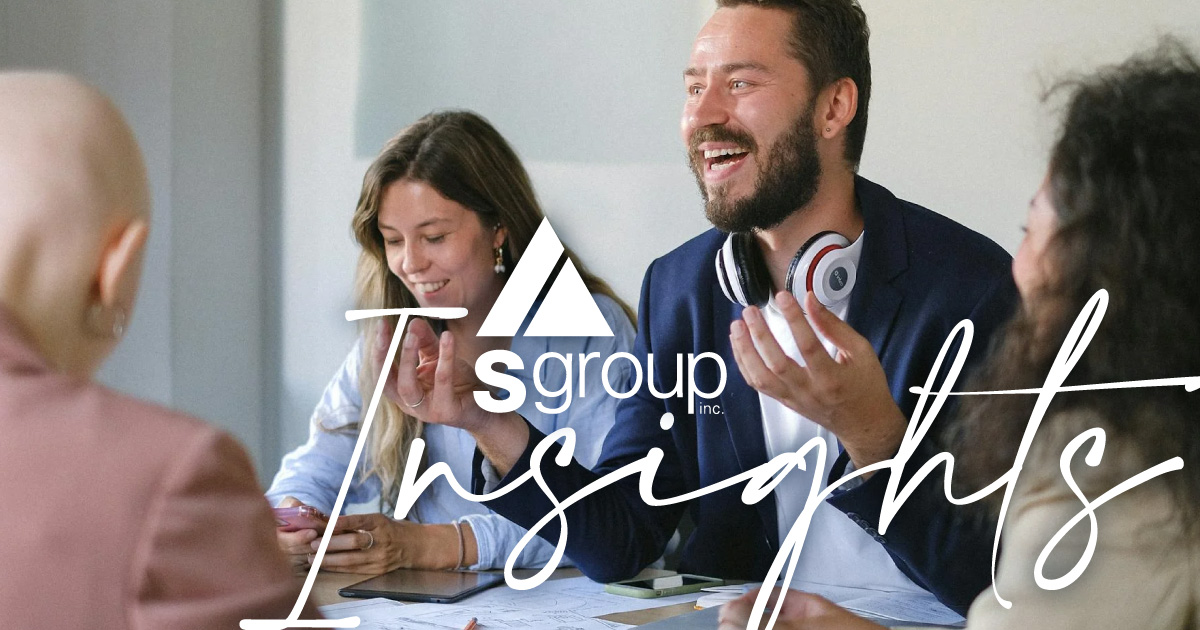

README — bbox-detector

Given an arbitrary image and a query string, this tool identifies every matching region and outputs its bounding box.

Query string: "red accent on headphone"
[806,244,844,293]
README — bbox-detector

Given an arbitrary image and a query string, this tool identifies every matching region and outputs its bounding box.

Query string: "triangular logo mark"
[526,259,614,337]
[478,218,613,337]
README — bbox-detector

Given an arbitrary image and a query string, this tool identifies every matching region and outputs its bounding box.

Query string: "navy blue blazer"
[482,176,1017,614]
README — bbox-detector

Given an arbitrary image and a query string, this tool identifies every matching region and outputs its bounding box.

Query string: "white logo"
[478,218,613,337]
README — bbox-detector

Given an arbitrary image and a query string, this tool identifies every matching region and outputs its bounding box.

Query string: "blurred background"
[1,0,1196,483]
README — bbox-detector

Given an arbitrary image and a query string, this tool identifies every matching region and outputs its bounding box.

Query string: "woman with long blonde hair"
[267,110,635,574]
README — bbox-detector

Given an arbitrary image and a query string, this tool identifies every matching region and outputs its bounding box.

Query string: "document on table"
[840,593,965,627]
[781,581,965,627]
[317,598,408,624]
[639,582,963,630]
[462,575,706,616]
[319,576,706,629]
[325,601,630,630]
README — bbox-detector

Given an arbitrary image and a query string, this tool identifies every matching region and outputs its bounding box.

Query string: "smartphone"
[604,574,724,598]
[273,505,329,532]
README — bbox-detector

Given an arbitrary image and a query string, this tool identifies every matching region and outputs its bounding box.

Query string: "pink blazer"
[0,310,320,628]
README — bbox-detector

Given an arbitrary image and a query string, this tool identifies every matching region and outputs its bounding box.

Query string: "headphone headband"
[716,230,862,309]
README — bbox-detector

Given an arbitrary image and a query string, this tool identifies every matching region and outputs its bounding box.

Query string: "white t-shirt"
[755,246,930,594]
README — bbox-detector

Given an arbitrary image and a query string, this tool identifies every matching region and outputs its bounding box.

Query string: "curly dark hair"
[950,40,1200,519]
[715,0,871,169]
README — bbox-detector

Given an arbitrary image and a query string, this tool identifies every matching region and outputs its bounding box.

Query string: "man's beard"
[689,103,822,233]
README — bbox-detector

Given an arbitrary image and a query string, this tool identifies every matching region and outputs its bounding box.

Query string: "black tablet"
[338,568,506,604]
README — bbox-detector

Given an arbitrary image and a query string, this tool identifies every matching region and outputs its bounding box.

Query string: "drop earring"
[493,244,507,274]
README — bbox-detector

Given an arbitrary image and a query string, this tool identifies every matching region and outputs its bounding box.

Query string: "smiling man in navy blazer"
[423,0,1015,616]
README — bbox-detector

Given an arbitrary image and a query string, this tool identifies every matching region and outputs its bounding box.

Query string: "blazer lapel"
[846,176,909,357]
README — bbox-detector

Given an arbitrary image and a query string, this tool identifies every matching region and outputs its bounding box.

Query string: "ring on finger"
[357,529,375,550]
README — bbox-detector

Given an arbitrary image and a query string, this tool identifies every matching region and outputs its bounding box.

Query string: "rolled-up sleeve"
[265,341,380,512]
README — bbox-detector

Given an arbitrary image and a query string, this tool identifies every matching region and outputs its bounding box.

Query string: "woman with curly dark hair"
[719,40,1200,630]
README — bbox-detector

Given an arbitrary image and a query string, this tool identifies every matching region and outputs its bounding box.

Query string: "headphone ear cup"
[715,235,739,305]
[786,231,854,308]
[714,232,771,307]
[733,232,771,307]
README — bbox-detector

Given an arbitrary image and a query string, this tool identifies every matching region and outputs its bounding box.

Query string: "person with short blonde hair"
[0,72,317,629]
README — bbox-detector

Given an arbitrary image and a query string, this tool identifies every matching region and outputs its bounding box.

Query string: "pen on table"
[462,617,478,630]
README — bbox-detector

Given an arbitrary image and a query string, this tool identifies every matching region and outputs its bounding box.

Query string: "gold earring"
[86,303,127,339]
[493,245,506,274]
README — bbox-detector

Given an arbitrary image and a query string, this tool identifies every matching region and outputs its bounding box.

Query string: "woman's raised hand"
[390,318,492,433]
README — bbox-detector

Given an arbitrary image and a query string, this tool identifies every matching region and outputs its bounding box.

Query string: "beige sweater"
[962,410,1199,629]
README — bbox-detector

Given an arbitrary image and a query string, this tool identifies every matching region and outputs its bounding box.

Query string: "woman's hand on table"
[312,512,478,575]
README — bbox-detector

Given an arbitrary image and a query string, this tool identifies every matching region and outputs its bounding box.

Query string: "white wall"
[0,0,271,475]
[858,0,1200,253]
[5,1,1199,479]
[272,1,366,458]
[168,1,266,467]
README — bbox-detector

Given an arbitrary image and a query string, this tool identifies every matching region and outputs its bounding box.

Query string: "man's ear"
[97,218,149,309]
[817,77,859,140]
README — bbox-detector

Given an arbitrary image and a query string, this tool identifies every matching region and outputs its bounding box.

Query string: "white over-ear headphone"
[715,230,863,309]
